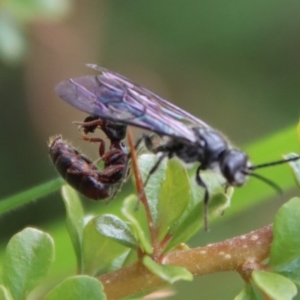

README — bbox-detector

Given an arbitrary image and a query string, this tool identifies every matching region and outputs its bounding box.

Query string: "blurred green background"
[0,0,300,299]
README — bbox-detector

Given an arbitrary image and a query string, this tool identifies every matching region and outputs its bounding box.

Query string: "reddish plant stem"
[157,234,173,261]
[100,224,273,300]
[127,129,158,257]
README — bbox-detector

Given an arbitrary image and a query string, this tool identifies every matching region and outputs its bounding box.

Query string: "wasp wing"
[55,64,210,142]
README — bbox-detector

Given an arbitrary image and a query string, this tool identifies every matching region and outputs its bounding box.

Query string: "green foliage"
[44,275,106,300]
[156,159,190,240]
[0,285,13,300]
[95,214,136,249]
[1,228,54,300]
[252,271,297,300]
[143,256,193,284]
[61,185,84,271]
[285,153,300,189]
[82,216,129,275]
[1,125,300,299]
[165,172,233,252]
[0,178,64,215]
[234,196,300,300]
[231,125,300,216]
[234,285,256,300]
[137,154,167,224]
[270,198,300,267]
[269,197,300,286]
[121,195,153,254]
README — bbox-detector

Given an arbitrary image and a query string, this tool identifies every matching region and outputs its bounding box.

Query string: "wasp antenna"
[244,171,283,195]
[249,155,300,171]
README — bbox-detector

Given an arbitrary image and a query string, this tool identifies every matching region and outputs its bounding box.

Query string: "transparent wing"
[55,64,210,142]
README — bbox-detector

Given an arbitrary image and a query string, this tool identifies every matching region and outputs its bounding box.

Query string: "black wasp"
[49,118,129,201]
[55,64,300,230]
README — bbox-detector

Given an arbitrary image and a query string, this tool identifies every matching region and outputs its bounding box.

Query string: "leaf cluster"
[1,125,300,299]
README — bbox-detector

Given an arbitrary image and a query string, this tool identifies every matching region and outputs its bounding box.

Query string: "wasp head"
[219,149,249,186]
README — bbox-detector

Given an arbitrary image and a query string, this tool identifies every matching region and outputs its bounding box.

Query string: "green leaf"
[107,251,130,273]
[3,228,55,300]
[82,217,128,276]
[121,249,138,267]
[0,177,64,216]
[234,285,257,300]
[273,257,300,286]
[95,214,137,248]
[202,171,234,218]
[269,197,300,285]
[137,154,168,224]
[252,271,297,300]
[137,154,233,253]
[61,185,84,272]
[156,159,190,240]
[44,275,106,300]
[122,195,153,254]
[143,256,193,284]
[270,197,300,267]
[164,171,233,252]
[285,153,300,188]
[0,285,13,300]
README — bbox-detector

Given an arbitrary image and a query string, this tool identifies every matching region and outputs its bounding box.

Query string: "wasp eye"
[220,150,249,186]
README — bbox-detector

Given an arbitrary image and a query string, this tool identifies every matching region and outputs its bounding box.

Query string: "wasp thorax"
[219,149,249,186]
[55,65,300,231]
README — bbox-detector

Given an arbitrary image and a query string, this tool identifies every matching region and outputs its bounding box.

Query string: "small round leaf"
[252,271,297,300]
[82,217,129,275]
[3,228,54,300]
[270,197,300,267]
[143,256,193,284]
[45,275,106,300]
[61,185,84,271]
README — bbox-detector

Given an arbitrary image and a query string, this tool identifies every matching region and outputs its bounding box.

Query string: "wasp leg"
[137,134,172,187]
[131,134,170,207]
[136,154,167,210]
[132,133,150,152]
[195,165,210,232]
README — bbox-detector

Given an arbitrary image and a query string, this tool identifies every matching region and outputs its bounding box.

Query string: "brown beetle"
[49,118,129,200]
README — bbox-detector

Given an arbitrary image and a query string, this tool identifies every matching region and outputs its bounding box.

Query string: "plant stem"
[99,224,273,300]
[127,129,158,257]
[0,178,64,215]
